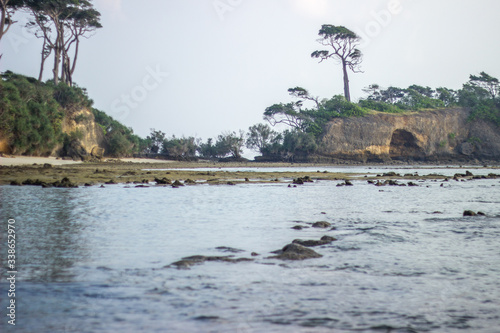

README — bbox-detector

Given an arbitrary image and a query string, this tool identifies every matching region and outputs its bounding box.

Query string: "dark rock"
[477,211,486,216]
[169,255,254,269]
[293,176,313,185]
[43,163,52,169]
[215,246,245,253]
[407,182,419,186]
[105,179,116,185]
[10,180,21,186]
[155,177,171,185]
[312,221,331,228]
[227,181,236,185]
[291,225,303,230]
[463,210,477,216]
[321,235,336,242]
[184,179,196,184]
[251,252,259,256]
[269,243,322,260]
[292,235,337,247]
[465,170,473,177]
[172,180,184,187]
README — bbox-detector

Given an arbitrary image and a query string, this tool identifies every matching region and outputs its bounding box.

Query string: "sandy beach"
[0,156,175,166]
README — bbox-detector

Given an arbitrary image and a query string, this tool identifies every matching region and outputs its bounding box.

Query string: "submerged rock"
[215,246,245,253]
[292,235,337,247]
[312,221,332,228]
[269,243,323,260]
[155,177,172,185]
[463,210,476,216]
[293,176,313,185]
[168,255,254,269]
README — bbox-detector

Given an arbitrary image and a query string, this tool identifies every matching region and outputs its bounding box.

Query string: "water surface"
[1,166,499,332]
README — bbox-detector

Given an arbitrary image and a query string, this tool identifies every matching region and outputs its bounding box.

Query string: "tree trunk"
[0,6,5,42]
[38,39,50,82]
[342,60,351,102]
[70,37,79,78]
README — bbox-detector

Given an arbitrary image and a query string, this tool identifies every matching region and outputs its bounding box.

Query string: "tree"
[287,86,320,108]
[311,25,362,102]
[162,136,198,159]
[215,131,245,159]
[469,72,499,100]
[146,129,166,154]
[198,138,218,159]
[246,123,281,155]
[0,0,24,56]
[264,102,305,130]
[26,0,101,85]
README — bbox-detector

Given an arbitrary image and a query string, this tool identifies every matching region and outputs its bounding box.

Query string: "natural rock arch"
[389,129,423,160]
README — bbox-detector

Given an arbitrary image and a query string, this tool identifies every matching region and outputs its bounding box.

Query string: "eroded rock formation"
[320,108,500,162]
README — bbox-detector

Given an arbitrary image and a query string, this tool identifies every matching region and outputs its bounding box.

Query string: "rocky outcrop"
[320,108,500,162]
[59,108,106,158]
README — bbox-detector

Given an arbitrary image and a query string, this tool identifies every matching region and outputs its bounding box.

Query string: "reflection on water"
[0,168,500,332]
[1,187,91,282]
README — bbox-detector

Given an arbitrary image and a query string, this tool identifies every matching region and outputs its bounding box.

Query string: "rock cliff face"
[58,108,106,158]
[320,108,500,162]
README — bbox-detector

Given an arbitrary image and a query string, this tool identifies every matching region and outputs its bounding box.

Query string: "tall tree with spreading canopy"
[311,25,362,102]
[0,0,25,58]
[26,0,101,85]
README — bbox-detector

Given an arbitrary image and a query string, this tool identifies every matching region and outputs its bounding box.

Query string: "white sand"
[0,156,82,166]
[0,156,175,166]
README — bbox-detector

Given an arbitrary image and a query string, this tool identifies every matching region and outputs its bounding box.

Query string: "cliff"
[59,108,107,159]
[320,108,500,162]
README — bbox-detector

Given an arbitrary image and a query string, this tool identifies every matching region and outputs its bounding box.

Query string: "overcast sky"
[2,0,500,149]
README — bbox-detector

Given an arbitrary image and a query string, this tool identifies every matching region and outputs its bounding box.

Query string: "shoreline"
[0,156,499,187]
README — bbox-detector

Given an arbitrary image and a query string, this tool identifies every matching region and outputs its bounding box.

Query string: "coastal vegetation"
[0,7,498,161]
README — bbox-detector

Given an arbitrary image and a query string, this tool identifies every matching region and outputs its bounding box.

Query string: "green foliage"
[467,136,482,145]
[358,99,405,113]
[92,108,144,156]
[0,72,64,155]
[198,138,218,159]
[215,131,245,159]
[282,130,318,158]
[51,82,93,111]
[246,123,282,155]
[448,132,456,140]
[108,131,131,157]
[361,84,444,110]
[458,73,500,126]
[162,136,198,159]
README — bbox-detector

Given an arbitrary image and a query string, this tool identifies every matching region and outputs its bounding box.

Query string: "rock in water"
[463,210,477,216]
[292,235,337,247]
[312,221,332,228]
[269,243,323,260]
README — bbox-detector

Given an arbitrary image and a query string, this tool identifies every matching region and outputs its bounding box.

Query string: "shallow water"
[1,166,500,332]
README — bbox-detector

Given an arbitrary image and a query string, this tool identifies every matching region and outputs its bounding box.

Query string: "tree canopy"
[311,25,362,102]
[25,0,102,85]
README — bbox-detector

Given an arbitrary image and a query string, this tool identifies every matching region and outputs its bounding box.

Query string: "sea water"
[1,166,499,332]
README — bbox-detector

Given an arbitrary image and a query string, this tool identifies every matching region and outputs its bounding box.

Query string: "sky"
[2,0,500,155]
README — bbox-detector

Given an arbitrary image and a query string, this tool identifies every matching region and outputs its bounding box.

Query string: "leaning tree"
[26,0,101,85]
[311,25,362,102]
[0,0,25,58]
